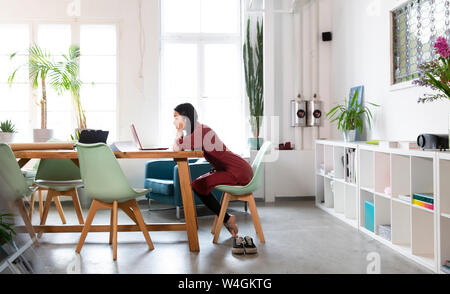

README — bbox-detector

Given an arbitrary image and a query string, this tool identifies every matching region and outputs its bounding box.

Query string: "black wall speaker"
[322,32,332,42]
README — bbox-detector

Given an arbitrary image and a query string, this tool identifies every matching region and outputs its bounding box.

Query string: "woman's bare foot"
[224,215,238,238]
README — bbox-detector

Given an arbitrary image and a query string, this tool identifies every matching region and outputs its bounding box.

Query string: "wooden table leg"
[175,158,199,252]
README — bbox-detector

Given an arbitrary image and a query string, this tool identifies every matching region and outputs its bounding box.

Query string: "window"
[0,25,30,137]
[80,24,117,142]
[392,0,450,84]
[160,0,244,153]
[38,24,73,140]
[0,22,117,142]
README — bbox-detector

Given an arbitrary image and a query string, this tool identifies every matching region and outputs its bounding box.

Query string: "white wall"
[273,0,332,150]
[330,0,450,141]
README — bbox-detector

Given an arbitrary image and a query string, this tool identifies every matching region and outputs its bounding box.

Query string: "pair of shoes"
[232,236,257,255]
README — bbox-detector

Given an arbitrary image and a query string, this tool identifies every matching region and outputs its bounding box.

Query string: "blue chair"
[144,159,223,219]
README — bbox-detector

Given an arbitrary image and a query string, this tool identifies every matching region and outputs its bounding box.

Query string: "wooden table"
[13,146,204,252]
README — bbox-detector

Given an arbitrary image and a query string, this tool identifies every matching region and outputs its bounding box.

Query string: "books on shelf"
[345,148,357,184]
[441,261,450,274]
[412,193,434,210]
[378,224,392,241]
[398,194,411,203]
[413,199,434,210]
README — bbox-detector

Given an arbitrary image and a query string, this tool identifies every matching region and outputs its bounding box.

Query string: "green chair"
[0,143,37,244]
[36,158,85,231]
[211,141,272,243]
[75,143,154,260]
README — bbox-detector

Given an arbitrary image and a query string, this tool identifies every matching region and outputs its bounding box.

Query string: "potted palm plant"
[0,120,17,143]
[326,89,379,142]
[9,45,88,142]
[244,17,264,150]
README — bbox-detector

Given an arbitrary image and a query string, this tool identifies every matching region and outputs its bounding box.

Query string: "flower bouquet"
[413,36,450,103]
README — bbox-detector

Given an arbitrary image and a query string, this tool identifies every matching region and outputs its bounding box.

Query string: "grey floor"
[18,199,432,274]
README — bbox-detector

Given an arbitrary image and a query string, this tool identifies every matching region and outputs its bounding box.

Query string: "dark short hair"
[174,103,198,134]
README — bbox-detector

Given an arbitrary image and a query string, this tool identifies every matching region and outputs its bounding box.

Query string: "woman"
[172,103,253,238]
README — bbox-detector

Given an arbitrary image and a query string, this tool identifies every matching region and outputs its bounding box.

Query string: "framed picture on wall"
[349,85,364,108]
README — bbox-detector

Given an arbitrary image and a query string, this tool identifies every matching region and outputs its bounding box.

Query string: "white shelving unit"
[315,140,441,273]
[438,152,450,274]
[315,140,359,229]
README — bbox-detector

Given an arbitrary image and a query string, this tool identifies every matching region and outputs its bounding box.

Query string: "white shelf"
[412,204,435,213]
[315,140,441,273]
[360,186,374,193]
[374,192,390,200]
[392,197,411,206]
[316,203,358,229]
[441,213,450,219]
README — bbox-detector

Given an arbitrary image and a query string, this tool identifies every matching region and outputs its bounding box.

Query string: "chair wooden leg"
[211,216,218,235]
[247,195,265,243]
[130,200,154,250]
[38,190,54,238]
[70,189,84,224]
[15,199,38,245]
[53,196,67,224]
[120,205,138,224]
[211,193,225,235]
[213,193,230,244]
[76,199,99,253]
[109,207,114,245]
[112,200,118,260]
[38,190,44,219]
[29,192,36,221]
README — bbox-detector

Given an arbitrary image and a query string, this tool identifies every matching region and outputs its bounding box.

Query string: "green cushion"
[145,178,174,196]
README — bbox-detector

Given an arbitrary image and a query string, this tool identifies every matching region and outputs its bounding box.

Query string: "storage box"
[378,224,392,241]
[365,201,375,232]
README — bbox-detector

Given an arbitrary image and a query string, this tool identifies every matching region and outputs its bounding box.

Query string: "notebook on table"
[130,124,168,151]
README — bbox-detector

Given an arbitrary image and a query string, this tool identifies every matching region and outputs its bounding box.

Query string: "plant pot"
[344,130,356,142]
[0,132,15,143]
[33,129,54,143]
[248,137,264,150]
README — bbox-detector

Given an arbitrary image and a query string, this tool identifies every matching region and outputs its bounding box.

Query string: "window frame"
[389,0,449,91]
[159,0,246,153]
[0,18,120,140]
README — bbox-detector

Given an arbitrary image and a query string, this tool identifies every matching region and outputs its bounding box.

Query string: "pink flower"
[435,36,450,59]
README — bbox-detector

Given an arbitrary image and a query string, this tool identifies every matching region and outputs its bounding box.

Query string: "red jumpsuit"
[175,122,254,195]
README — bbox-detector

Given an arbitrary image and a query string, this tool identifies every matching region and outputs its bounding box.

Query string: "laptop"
[130,124,169,151]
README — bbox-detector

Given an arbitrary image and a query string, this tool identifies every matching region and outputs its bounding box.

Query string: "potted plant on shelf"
[0,120,17,143]
[326,89,378,142]
[243,17,264,150]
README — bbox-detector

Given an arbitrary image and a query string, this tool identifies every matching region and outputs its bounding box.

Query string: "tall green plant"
[243,17,264,146]
[326,89,379,133]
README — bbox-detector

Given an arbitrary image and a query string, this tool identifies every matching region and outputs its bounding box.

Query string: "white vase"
[0,132,14,143]
[33,129,54,142]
